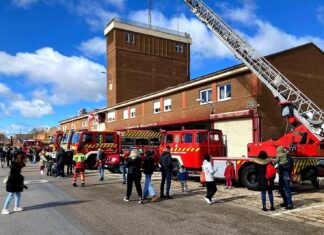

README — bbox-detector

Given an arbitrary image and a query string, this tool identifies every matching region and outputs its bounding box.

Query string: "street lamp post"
[196,98,216,115]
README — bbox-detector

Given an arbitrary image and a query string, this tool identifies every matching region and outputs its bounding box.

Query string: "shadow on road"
[24,200,90,211]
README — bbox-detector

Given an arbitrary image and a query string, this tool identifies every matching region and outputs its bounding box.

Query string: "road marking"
[200,192,259,201]
[270,203,324,216]
[25,180,49,185]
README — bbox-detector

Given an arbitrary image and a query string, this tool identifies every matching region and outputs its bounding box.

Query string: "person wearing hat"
[160,145,173,199]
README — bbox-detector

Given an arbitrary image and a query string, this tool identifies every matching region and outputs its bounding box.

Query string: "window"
[71,122,75,129]
[175,43,183,53]
[96,134,104,143]
[135,138,149,146]
[182,133,193,143]
[218,83,231,101]
[153,101,161,114]
[83,133,93,144]
[122,137,134,146]
[107,111,115,122]
[165,134,173,143]
[125,32,135,43]
[210,133,220,141]
[196,132,208,143]
[71,132,81,144]
[150,138,160,146]
[92,119,98,125]
[130,108,136,118]
[164,99,172,112]
[81,120,88,128]
[104,134,114,143]
[199,89,212,104]
[123,109,129,119]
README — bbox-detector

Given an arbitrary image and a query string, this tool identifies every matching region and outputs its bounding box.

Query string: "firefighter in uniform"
[72,152,86,187]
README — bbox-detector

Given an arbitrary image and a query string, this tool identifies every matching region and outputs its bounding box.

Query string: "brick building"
[104,18,191,107]
[59,19,324,158]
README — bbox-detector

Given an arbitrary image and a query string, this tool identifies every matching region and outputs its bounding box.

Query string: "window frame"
[175,43,183,53]
[217,83,231,102]
[124,31,135,44]
[153,101,161,114]
[199,88,212,105]
[130,108,136,118]
[163,99,172,112]
[123,109,129,120]
[107,111,115,122]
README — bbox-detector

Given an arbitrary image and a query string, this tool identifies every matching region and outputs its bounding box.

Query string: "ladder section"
[184,0,324,141]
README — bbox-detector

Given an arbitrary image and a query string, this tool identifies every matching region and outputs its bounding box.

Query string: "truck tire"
[172,160,180,180]
[85,154,97,169]
[240,164,258,190]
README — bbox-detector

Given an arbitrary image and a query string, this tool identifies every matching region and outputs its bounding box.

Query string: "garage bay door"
[214,118,253,157]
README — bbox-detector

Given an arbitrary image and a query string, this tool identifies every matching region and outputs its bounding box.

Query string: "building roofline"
[59,43,321,124]
[104,18,192,44]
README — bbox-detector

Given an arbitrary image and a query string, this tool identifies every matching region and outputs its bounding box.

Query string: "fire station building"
[59,19,324,158]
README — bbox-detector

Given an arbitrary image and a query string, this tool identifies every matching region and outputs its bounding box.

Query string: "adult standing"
[275,146,294,209]
[160,145,173,199]
[124,149,143,203]
[202,154,217,204]
[96,148,106,181]
[56,147,66,178]
[1,152,28,215]
[143,149,158,202]
[72,152,86,187]
[255,151,275,211]
[6,147,12,168]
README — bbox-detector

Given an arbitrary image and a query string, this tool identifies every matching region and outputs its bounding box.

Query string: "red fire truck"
[184,0,324,190]
[106,130,162,173]
[49,131,63,152]
[160,129,226,179]
[68,130,119,169]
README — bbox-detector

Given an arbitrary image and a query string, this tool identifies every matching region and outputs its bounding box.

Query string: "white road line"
[200,192,259,201]
[25,180,49,185]
[270,203,324,216]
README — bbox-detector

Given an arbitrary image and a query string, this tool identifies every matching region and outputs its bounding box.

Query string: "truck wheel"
[241,164,258,190]
[85,155,96,169]
[172,160,180,180]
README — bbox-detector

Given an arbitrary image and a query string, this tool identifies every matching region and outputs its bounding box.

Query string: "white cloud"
[12,0,38,8]
[79,37,106,57]
[0,82,53,118]
[0,47,106,107]
[105,0,124,10]
[317,6,324,26]
[129,2,324,64]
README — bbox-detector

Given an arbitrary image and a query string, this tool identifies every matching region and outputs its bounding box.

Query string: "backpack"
[265,163,276,179]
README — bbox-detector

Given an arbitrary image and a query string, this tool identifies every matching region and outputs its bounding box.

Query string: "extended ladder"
[184,0,324,141]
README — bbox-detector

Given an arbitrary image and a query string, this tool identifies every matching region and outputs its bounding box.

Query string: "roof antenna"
[148,0,152,28]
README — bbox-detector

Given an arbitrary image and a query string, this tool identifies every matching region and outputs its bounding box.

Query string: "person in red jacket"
[224,161,235,189]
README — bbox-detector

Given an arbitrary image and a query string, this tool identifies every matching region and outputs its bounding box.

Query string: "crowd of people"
[0,144,295,215]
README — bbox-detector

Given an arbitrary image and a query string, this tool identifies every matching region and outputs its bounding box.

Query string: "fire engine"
[69,130,119,169]
[106,130,162,173]
[181,0,324,190]
[49,131,63,152]
[160,129,226,179]
[21,139,44,160]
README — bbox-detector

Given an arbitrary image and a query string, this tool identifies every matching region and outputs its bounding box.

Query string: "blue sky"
[0,0,323,136]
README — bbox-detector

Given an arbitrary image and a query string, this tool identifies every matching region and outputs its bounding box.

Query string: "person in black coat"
[1,152,28,215]
[124,149,143,203]
[255,151,275,211]
[159,145,173,199]
[56,147,66,178]
[142,149,158,202]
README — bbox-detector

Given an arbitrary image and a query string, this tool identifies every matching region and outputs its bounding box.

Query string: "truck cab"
[160,129,226,178]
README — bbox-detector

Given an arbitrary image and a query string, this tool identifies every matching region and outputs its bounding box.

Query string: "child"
[224,161,235,189]
[177,165,189,192]
[46,157,54,176]
[39,151,47,175]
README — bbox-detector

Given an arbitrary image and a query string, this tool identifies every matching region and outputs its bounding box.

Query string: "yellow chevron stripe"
[237,160,241,165]
[196,148,200,152]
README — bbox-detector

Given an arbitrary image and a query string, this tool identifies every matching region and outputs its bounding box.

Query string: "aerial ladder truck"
[184,0,324,189]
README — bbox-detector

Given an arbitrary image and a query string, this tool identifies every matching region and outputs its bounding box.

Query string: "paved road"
[0,164,323,235]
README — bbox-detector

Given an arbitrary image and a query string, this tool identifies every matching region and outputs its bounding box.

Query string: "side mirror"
[280,103,293,117]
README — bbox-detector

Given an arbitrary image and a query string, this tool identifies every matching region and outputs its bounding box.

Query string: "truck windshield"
[50,134,56,144]
[71,132,81,144]
[62,134,69,144]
